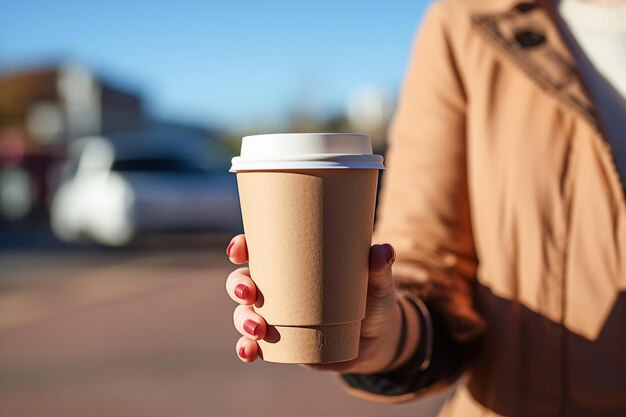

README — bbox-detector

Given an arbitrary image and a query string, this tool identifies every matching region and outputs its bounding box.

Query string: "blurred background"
[0,1,452,416]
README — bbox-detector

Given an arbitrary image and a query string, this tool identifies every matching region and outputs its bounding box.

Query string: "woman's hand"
[225,234,414,374]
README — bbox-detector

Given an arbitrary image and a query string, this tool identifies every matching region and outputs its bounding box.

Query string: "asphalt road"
[0,235,451,417]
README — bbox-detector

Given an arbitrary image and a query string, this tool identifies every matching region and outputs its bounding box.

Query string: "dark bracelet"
[402,293,433,371]
[385,298,408,370]
[341,294,472,397]
[340,293,434,397]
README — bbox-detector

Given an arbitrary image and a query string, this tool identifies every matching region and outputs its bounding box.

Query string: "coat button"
[515,2,538,13]
[514,30,546,48]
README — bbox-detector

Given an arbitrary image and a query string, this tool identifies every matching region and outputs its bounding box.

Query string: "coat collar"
[471,1,626,203]
[471,0,601,131]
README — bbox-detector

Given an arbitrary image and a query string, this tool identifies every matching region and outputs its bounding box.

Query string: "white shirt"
[556,0,626,181]
[559,0,626,99]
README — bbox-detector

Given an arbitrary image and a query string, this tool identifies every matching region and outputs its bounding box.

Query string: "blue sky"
[0,1,430,131]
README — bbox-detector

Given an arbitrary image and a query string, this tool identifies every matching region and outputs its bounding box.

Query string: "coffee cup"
[230,133,384,363]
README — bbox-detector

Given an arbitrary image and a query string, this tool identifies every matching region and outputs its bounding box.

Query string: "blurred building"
[347,86,395,153]
[0,64,144,220]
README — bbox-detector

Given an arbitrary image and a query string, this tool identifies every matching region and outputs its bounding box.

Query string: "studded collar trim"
[471,1,601,131]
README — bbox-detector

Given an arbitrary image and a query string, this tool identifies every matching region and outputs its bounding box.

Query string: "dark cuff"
[340,295,472,397]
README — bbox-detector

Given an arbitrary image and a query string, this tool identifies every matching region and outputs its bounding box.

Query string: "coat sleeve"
[339,0,486,403]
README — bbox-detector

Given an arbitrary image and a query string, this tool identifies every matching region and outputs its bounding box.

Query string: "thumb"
[367,243,396,298]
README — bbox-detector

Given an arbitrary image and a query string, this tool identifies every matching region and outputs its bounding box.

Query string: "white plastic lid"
[230,133,385,172]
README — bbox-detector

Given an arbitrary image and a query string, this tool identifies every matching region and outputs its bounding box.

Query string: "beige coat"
[348,0,626,415]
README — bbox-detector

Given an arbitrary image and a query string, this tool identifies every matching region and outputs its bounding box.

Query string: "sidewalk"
[0,247,450,417]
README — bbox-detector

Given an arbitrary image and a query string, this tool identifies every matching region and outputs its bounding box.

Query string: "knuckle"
[233,304,249,316]
[233,305,254,324]
[227,267,249,283]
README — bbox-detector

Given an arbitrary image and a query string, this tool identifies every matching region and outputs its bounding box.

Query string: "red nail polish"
[385,244,396,265]
[243,319,259,336]
[226,241,235,257]
[234,283,248,299]
[239,346,247,359]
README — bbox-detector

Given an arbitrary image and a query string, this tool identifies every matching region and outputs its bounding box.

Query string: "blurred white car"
[50,130,242,246]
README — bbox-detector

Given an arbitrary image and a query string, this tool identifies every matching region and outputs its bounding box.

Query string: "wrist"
[379,294,421,373]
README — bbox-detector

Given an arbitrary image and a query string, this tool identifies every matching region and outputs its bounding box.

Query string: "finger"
[226,234,249,265]
[233,304,267,340]
[236,336,259,363]
[368,243,396,298]
[226,267,257,305]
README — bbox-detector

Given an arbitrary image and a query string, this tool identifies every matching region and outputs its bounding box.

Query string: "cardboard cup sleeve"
[237,169,378,363]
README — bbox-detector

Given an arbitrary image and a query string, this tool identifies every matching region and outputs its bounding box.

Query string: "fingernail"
[385,244,396,265]
[226,240,235,258]
[234,283,248,299]
[239,346,247,359]
[243,319,259,336]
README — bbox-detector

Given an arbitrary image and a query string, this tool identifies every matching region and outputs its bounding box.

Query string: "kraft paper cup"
[230,133,384,363]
